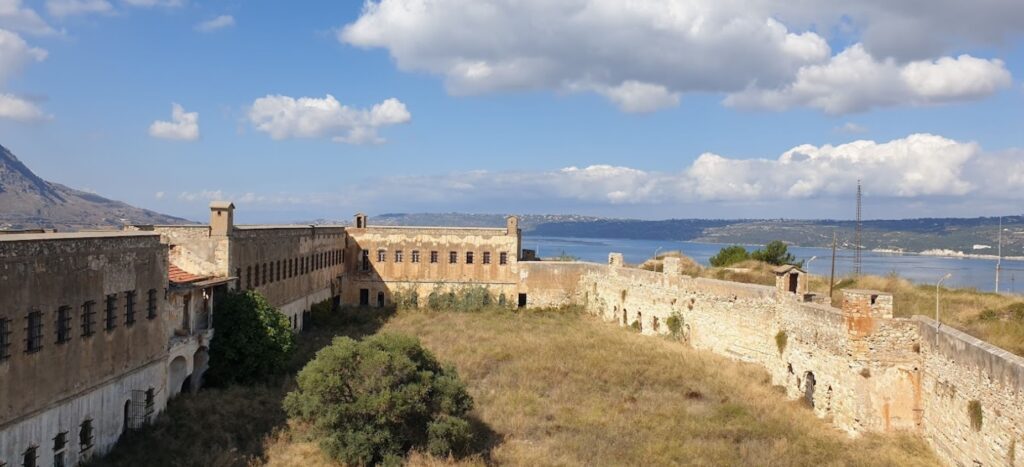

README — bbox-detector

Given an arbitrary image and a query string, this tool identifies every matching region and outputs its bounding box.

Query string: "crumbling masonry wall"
[552,260,1023,466]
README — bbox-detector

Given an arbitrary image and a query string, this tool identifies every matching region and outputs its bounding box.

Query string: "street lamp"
[936,273,952,345]
[804,256,817,294]
[654,246,663,260]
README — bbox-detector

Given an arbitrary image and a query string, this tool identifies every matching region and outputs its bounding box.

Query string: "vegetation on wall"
[207,290,295,386]
[968,400,983,432]
[424,284,510,312]
[775,330,788,355]
[284,334,474,465]
[666,311,684,340]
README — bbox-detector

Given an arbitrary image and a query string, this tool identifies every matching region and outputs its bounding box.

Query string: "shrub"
[968,400,983,431]
[392,286,420,310]
[709,245,750,267]
[750,241,798,266]
[284,334,474,465]
[208,290,295,386]
[775,330,788,355]
[666,312,684,339]
[630,320,641,332]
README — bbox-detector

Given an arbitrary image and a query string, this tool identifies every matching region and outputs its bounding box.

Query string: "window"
[105,294,117,331]
[500,252,508,265]
[395,250,403,263]
[411,250,420,263]
[277,260,282,281]
[27,310,43,353]
[246,266,252,289]
[79,419,94,451]
[53,432,67,467]
[342,250,346,264]
[22,446,37,467]
[81,301,96,337]
[147,289,157,319]
[466,252,474,264]
[483,252,491,264]
[262,263,267,285]
[269,262,274,283]
[361,250,370,271]
[0,317,11,361]
[449,251,458,264]
[56,306,72,344]
[144,388,155,422]
[430,251,438,263]
[288,259,293,278]
[124,290,136,326]
[377,249,386,262]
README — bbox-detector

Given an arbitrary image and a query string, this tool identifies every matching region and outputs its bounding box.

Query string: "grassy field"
[97,307,939,466]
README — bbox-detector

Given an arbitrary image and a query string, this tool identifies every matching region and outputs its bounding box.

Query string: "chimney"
[209,201,235,237]
[506,215,519,235]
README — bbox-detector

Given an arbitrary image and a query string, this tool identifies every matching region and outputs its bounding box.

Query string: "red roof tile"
[169,264,209,284]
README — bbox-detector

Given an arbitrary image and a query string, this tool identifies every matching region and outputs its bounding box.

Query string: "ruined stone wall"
[342,225,521,306]
[518,262,602,308]
[917,317,1024,466]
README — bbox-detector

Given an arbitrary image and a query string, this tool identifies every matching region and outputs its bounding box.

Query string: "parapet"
[841,289,893,319]
[209,201,234,237]
[608,252,624,268]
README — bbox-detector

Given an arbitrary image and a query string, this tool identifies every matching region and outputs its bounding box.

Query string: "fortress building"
[2,202,1022,466]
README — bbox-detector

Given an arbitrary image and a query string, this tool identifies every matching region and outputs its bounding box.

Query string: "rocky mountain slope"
[0,144,190,230]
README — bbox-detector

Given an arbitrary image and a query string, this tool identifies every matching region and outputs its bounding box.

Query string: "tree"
[207,290,295,386]
[284,334,474,465]
[751,240,798,266]
[709,245,750,267]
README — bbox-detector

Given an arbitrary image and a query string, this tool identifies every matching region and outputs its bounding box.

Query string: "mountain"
[0,144,191,230]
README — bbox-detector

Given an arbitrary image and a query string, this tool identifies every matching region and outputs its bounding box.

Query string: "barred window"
[483,252,491,264]
[466,252,474,264]
[361,250,370,271]
[22,446,37,467]
[246,266,252,289]
[56,306,72,344]
[430,251,438,263]
[81,301,96,337]
[53,432,68,467]
[449,251,457,264]
[499,252,508,265]
[79,419,94,451]
[377,249,387,262]
[411,250,420,263]
[147,289,158,319]
[395,250,403,263]
[26,310,43,353]
[0,317,11,361]
[145,387,155,422]
[105,294,117,331]
[125,290,136,326]
[277,260,282,281]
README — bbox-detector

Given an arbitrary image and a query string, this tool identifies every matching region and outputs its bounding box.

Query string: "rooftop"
[0,231,160,242]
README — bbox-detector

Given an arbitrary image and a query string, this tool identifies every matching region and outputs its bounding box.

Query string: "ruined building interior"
[1,202,1022,466]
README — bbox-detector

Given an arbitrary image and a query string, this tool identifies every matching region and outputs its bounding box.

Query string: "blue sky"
[1,0,1023,223]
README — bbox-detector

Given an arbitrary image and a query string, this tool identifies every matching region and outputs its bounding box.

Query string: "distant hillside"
[355,212,1024,257]
[0,144,191,231]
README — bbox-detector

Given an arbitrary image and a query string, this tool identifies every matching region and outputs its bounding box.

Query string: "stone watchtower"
[210,201,234,237]
[354,213,368,229]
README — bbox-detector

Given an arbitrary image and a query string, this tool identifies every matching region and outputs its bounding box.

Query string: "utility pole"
[829,231,837,301]
[996,216,1003,293]
[855,180,863,277]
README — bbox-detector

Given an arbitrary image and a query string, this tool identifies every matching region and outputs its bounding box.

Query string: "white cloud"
[195,15,234,32]
[835,122,868,134]
[0,28,46,83]
[148,103,199,141]
[0,0,56,35]
[339,0,1015,114]
[121,0,183,7]
[154,191,165,199]
[247,94,410,144]
[46,0,112,17]
[0,93,48,121]
[725,45,1012,114]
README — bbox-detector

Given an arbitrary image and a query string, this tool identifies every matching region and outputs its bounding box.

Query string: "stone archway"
[169,356,189,398]
[192,347,210,393]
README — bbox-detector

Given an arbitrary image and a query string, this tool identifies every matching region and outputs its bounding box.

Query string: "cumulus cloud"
[725,45,1012,114]
[247,94,410,144]
[0,0,56,35]
[46,0,113,17]
[121,0,183,7]
[195,15,234,32]
[339,0,1014,114]
[0,93,48,121]
[148,103,199,141]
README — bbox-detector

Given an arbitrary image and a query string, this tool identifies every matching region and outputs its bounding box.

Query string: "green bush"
[392,286,420,310]
[775,330,788,355]
[666,312,684,339]
[284,334,474,465]
[426,284,505,312]
[208,290,295,386]
[709,245,750,267]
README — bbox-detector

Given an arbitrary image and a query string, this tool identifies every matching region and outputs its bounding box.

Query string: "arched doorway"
[377,291,385,308]
[169,356,188,398]
[804,371,816,408]
[192,347,210,393]
[122,400,132,435]
[622,309,627,326]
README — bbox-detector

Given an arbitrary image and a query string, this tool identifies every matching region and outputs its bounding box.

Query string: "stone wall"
[558,258,1024,466]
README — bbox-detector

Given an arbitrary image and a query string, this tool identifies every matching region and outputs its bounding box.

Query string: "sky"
[1,0,1023,223]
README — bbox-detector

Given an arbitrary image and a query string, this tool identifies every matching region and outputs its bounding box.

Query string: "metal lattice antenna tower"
[854,179,863,277]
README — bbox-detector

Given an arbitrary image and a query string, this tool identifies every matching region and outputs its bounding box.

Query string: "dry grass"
[703,259,778,286]
[640,250,704,276]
